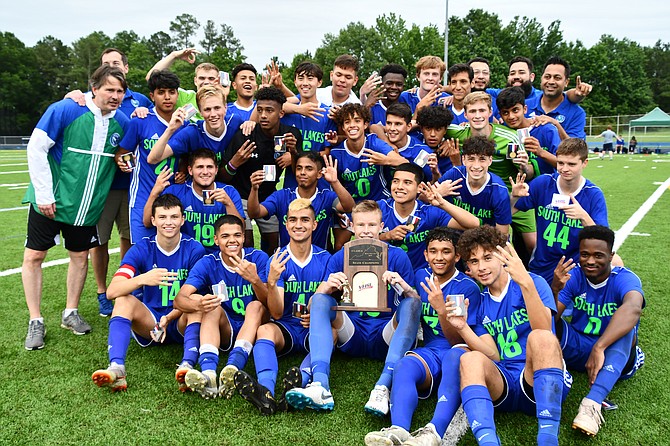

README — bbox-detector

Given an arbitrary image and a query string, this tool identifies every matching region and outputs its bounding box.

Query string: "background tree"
[169,13,200,48]
[645,40,670,112]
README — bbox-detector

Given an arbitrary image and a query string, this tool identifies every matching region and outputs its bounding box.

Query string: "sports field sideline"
[1,149,669,445]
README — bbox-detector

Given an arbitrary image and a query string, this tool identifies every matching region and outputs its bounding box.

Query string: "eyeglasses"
[473,70,490,76]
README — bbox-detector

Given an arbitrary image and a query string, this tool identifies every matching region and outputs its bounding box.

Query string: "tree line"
[1,10,668,135]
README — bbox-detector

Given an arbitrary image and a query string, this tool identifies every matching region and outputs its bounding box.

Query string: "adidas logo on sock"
[438,395,448,403]
[301,367,312,373]
[482,316,492,324]
[189,347,199,352]
[107,345,112,351]
[603,364,615,372]
[471,420,481,429]
[539,409,552,417]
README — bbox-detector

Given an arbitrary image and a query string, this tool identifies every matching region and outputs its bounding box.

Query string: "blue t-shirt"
[415,267,481,345]
[473,273,556,364]
[185,248,269,321]
[378,198,453,269]
[269,245,331,321]
[530,93,586,139]
[515,174,608,284]
[116,235,205,315]
[439,166,512,227]
[529,123,560,175]
[168,115,244,163]
[163,181,245,254]
[262,187,339,249]
[558,266,645,337]
[326,243,414,321]
[330,134,394,202]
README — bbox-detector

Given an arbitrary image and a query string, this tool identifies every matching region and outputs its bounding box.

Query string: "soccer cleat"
[185,369,218,399]
[277,366,302,411]
[218,364,239,399]
[364,385,390,417]
[572,397,605,436]
[60,311,92,335]
[403,424,441,446]
[175,362,193,392]
[234,370,277,416]
[285,381,334,411]
[364,425,411,446]
[92,366,127,392]
[25,319,45,350]
[97,292,113,317]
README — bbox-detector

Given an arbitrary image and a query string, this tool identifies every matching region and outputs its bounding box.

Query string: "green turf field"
[1,149,669,445]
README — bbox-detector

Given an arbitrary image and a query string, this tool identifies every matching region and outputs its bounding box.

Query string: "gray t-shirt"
[600,129,617,144]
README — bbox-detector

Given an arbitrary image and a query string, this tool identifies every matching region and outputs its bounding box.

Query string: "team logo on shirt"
[556,115,565,123]
[109,133,121,147]
[131,99,140,107]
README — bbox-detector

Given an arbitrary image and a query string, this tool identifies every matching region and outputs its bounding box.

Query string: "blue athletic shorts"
[273,318,309,357]
[337,315,392,360]
[132,305,183,347]
[407,338,453,398]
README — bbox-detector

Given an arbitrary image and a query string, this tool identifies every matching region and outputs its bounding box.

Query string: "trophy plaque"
[334,238,391,312]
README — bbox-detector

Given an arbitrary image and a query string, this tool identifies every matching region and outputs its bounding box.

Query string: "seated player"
[369,64,408,126]
[247,151,354,250]
[415,106,457,176]
[233,198,331,415]
[143,148,244,254]
[173,215,269,399]
[365,228,481,446]
[436,136,512,236]
[91,194,206,391]
[497,86,560,175]
[379,163,479,269]
[511,138,608,286]
[552,225,645,437]
[454,226,571,446]
[285,200,420,417]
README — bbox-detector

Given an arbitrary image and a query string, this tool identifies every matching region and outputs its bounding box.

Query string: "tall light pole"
[444,0,449,84]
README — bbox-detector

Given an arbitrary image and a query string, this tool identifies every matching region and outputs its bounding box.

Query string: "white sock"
[29,317,44,324]
[63,308,78,318]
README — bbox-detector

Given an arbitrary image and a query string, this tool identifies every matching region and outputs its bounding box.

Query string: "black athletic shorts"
[25,205,99,252]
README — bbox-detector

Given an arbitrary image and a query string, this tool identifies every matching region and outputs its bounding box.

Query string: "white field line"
[0,206,28,212]
[614,177,670,252]
[0,247,121,277]
[0,163,27,167]
[0,170,28,175]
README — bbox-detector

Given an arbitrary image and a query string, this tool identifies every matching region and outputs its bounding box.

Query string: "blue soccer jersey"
[168,115,244,163]
[261,187,339,249]
[120,110,186,243]
[399,90,450,113]
[396,135,434,182]
[439,166,512,228]
[370,101,388,126]
[326,243,414,321]
[114,235,205,315]
[530,93,586,139]
[415,267,481,345]
[473,273,556,363]
[378,198,453,269]
[330,134,394,202]
[185,248,269,321]
[163,181,245,254]
[449,106,468,125]
[558,266,645,337]
[515,174,608,284]
[529,123,560,175]
[118,88,152,119]
[270,245,331,320]
[226,100,256,123]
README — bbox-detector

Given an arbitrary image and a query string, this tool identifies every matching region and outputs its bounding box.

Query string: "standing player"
[286,200,420,418]
[552,226,645,437]
[595,125,617,161]
[511,138,608,286]
[455,226,570,446]
[23,65,129,350]
[233,198,331,415]
[446,64,474,125]
[247,151,354,249]
[365,228,481,446]
[368,64,408,126]
[91,194,206,391]
[227,63,259,121]
[315,54,361,106]
[436,136,512,236]
[415,106,458,176]
[143,149,244,254]
[173,215,270,399]
[399,56,449,117]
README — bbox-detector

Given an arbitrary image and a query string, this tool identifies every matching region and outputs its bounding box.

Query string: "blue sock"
[181,322,201,366]
[108,316,132,366]
[534,368,563,446]
[253,339,278,396]
[462,385,499,445]
[389,355,424,430]
[299,353,312,387]
[430,348,466,437]
[308,293,337,390]
[587,329,635,404]
[227,347,249,370]
[375,297,421,389]
[198,344,219,373]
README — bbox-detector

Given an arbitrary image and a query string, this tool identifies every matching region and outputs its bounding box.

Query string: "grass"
[1,150,669,445]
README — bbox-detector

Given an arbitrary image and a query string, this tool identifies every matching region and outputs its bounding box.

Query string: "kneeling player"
[174,215,270,399]
[553,225,645,437]
[455,226,571,446]
[91,194,205,391]
[234,198,331,415]
[365,228,480,445]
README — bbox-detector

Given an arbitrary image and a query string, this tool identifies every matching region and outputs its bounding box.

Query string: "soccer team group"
[21,45,646,446]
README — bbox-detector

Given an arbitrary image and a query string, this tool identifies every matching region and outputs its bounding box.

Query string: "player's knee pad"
[336,311,355,345]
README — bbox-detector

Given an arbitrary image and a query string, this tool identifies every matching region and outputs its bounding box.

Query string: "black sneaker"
[234,370,277,416]
[277,366,302,412]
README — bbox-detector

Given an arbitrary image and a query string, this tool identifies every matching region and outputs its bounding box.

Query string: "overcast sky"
[4,0,669,70]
